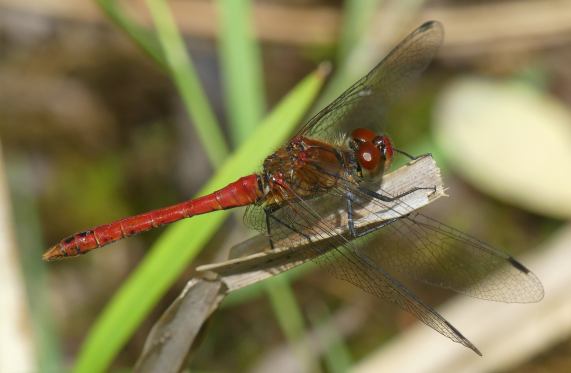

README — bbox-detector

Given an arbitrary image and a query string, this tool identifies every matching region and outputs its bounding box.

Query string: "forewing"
[296,21,444,142]
[264,181,480,355]
[340,184,544,303]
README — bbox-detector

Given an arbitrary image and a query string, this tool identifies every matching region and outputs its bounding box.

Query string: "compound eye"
[357,142,381,171]
[351,128,376,143]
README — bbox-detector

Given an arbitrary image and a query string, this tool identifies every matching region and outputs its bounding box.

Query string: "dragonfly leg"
[394,148,432,161]
[264,207,312,251]
[345,191,400,238]
[264,207,277,250]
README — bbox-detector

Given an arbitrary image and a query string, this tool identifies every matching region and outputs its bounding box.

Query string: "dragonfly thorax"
[260,136,355,205]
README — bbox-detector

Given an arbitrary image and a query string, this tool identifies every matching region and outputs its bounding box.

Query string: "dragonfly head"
[350,128,393,179]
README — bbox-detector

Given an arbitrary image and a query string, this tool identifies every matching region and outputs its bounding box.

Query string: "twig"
[133,279,225,373]
[197,155,444,292]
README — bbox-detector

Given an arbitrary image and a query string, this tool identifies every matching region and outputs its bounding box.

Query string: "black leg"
[345,191,402,238]
[359,185,436,203]
[395,148,432,161]
[264,207,312,251]
[346,191,357,237]
[264,208,276,250]
[352,217,401,238]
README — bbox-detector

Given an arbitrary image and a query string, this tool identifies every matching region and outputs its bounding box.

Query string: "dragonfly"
[43,21,543,355]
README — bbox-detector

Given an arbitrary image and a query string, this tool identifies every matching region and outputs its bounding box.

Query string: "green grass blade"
[216,1,314,368]
[96,0,165,67]
[145,0,229,166]
[337,0,382,64]
[73,66,328,373]
[217,0,266,145]
[317,0,383,108]
[96,0,230,164]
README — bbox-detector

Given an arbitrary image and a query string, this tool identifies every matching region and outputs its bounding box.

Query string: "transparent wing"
[329,178,544,304]
[244,204,267,233]
[258,166,481,355]
[296,21,444,142]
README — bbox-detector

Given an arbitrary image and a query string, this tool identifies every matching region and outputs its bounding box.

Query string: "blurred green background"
[1,0,571,372]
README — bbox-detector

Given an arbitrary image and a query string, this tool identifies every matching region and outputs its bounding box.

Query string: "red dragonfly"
[44,21,543,354]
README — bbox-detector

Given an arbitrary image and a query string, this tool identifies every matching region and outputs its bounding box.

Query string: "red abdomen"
[43,174,262,261]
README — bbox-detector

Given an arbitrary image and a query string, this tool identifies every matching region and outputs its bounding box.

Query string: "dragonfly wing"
[296,21,443,142]
[265,181,481,355]
[336,182,545,303]
[243,204,267,233]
